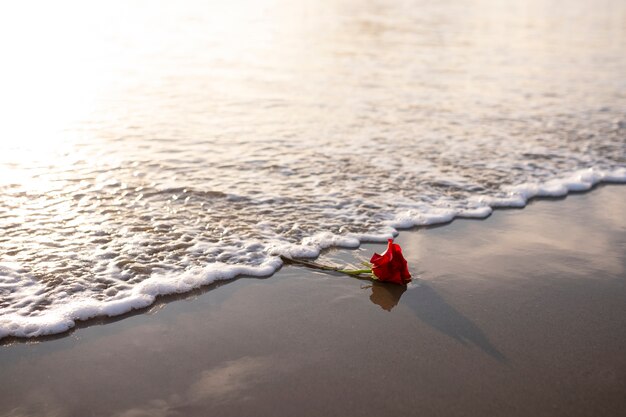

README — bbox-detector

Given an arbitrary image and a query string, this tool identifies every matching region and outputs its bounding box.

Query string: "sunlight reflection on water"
[0,0,624,336]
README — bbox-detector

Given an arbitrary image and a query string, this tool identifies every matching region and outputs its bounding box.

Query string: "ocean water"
[1,0,625,339]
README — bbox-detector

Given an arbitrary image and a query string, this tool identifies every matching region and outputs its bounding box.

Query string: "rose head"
[370,239,412,285]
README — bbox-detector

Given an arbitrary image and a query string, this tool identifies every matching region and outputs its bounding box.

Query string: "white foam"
[475,167,626,207]
[1,167,624,340]
[0,258,280,339]
[380,168,626,236]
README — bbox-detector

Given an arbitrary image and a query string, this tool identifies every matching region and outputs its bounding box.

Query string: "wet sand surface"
[1,185,625,417]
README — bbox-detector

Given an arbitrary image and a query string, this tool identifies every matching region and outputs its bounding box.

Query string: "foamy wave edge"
[1,167,624,340]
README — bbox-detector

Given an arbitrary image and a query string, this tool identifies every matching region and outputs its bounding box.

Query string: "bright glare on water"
[0,0,625,338]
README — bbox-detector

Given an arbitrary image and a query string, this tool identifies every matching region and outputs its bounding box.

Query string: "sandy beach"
[1,185,625,417]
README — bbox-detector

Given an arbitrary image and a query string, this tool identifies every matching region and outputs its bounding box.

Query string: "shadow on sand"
[366,280,505,361]
[403,282,505,361]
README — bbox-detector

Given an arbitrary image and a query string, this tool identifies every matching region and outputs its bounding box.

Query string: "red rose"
[370,239,412,285]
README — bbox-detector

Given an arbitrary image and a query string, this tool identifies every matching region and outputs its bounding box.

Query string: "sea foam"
[1,167,624,340]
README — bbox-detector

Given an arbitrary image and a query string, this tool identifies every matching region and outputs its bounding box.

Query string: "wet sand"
[1,185,625,417]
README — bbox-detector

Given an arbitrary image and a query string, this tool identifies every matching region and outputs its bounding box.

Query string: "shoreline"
[2,181,625,345]
[0,184,624,416]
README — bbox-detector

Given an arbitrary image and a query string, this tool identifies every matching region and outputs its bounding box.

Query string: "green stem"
[280,255,374,280]
[337,269,372,275]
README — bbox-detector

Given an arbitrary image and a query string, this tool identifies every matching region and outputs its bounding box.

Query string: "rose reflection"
[366,281,407,311]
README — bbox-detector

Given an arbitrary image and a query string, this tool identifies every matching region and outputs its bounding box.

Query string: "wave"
[2,167,624,340]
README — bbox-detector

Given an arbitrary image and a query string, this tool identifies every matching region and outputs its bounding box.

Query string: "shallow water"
[1,0,625,338]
